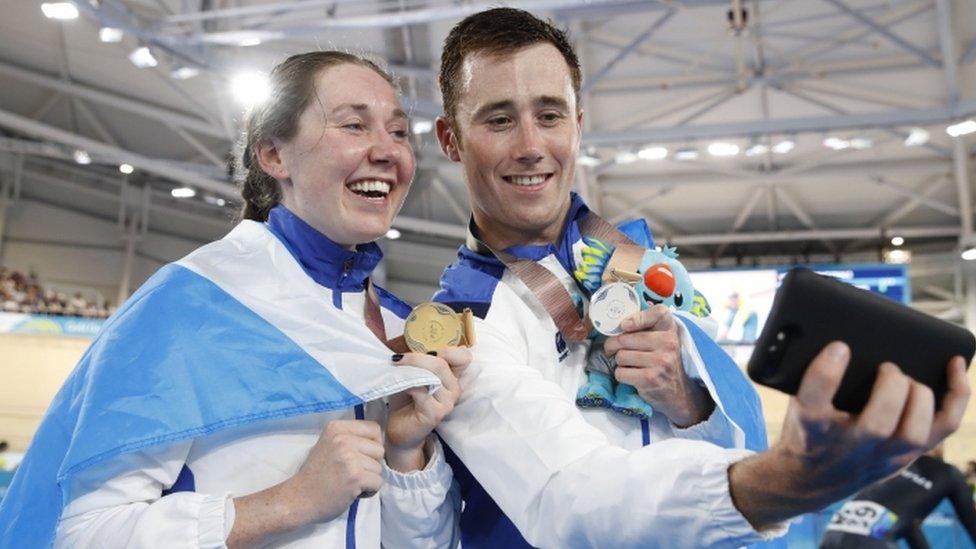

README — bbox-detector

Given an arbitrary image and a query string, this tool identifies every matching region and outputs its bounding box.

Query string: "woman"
[0,52,466,548]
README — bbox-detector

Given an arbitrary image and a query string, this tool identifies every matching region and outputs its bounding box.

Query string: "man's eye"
[487,116,512,127]
[343,123,365,131]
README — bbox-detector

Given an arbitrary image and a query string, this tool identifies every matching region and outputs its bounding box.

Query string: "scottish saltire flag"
[0,221,440,548]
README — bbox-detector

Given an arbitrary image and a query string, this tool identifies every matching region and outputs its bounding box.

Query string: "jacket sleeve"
[54,441,233,549]
[436,315,787,549]
[380,436,461,548]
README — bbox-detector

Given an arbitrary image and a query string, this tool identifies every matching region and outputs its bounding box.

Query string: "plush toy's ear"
[574,237,615,294]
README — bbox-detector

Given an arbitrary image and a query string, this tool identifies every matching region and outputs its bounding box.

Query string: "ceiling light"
[239,37,262,47]
[890,236,904,246]
[962,246,976,261]
[744,143,769,157]
[707,142,740,157]
[771,139,795,154]
[614,151,638,164]
[231,72,270,107]
[41,2,79,20]
[637,146,667,160]
[849,137,873,150]
[674,147,699,161]
[385,228,402,240]
[884,248,911,264]
[411,119,433,135]
[578,153,601,167]
[823,136,850,150]
[128,46,158,68]
[203,195,227,207]
[946,120,976,137]
[118,163,134,174]
[171,187,196,198]
[72,150,91,165]
[99,27,123,43]
[170,66,200,80]
[904,127,929,147]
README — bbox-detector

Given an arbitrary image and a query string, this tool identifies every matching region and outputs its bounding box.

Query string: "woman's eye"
[390,129,408,139]
[343,122,365,131]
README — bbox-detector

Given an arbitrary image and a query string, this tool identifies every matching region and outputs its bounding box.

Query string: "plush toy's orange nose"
[643,263,676,297]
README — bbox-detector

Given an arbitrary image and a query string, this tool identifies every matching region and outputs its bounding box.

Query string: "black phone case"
[747,268,975,414]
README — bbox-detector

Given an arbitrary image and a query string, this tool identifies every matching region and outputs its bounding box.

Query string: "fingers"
[930,356,971,445]
[432,346,473,376]
[324,419,383,444]
[357,471,384,499]
[855,362,911,441]
[614,365,658,388]
[892,381,934,449]
[795,341,850,419]
[620,304,675,333]
[604,331,679,358]
[393,353,460,395]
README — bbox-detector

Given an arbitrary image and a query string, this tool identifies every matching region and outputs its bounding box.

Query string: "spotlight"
[171,187,196,198]
[771,139,795,154]
[170,67,200,80]
[73,150,91,165]
[203,195,227,207]
[849,137,873,150]
[128,46,158,69]
[674,147,699,161]
[578,153,601,167]
[890,236,904,247]
[239,38,262,47]
[41,2,78,20]
[118,163,134,174]
[823,136,850,150]
[614,151,638,165]
[99,27,123,43]
[411,119,433,135]
[946,120,976,137]
[637,146,667,160]
[744,143,769,157]
[385,228,402,240]
[962,247,976,261]
[707,142,739,157]
[904,127,929,147]
[231,72,270,107]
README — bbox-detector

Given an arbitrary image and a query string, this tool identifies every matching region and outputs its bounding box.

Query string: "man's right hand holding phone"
[728,341,970,530]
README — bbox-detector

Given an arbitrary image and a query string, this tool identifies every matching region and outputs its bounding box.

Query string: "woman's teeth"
[347,180,391,197]
[509,174,547,186]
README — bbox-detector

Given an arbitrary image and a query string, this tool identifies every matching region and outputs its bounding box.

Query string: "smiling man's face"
[437,43,582,248]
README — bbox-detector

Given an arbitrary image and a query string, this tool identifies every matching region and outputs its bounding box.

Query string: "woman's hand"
[385,347,471,472]
[228,419,385,547]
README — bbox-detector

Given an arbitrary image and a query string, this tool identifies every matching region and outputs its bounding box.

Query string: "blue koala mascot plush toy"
[573,238,710,419]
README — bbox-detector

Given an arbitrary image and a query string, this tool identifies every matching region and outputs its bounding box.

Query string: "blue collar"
[468,192,589,272]
[266,205,382,306]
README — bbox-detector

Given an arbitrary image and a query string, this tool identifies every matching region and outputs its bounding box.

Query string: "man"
[431,7,970,549]
[820,446,976,549]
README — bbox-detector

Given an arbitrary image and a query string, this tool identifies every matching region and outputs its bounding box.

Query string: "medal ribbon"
[364,280,411,353]
[466,212,643,343]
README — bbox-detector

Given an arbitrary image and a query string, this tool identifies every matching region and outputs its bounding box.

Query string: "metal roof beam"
[581,9,676,93]
[671,225,959,246]
[821,0,939,67]
[581,99,976,146]
[0,61,227,141]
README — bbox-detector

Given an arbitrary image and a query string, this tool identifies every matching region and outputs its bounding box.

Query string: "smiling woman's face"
[272,63,415,247]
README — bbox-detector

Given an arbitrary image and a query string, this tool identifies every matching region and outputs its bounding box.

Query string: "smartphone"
[747,268,974,414]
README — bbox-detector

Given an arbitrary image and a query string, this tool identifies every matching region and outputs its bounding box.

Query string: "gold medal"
[403,302,476,353]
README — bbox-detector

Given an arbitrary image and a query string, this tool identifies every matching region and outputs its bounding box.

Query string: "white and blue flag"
[0,221,439,548]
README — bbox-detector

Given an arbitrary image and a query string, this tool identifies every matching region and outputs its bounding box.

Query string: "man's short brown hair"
[438,7,582,126]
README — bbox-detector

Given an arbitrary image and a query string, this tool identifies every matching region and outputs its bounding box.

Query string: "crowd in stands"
[0,267,112,319]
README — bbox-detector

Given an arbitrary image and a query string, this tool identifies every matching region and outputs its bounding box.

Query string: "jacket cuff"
[697,450,791,547]
[382,436,452,492]
[199,493,234,548]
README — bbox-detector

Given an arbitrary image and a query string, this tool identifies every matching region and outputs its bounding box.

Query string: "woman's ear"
[253,139,290,181]
[435,117,461,162]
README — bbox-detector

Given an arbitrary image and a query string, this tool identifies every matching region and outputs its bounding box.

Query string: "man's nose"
[513,122,544,164]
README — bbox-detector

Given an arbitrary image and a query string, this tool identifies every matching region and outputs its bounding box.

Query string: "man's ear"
[253,139,289,181]
[577,109,584,134]
[435,117,461,162]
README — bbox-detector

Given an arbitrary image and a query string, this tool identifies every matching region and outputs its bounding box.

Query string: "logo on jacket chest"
[555,332,569,362]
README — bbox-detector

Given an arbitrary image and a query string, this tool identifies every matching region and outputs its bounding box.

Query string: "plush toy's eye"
[674,293,683,307]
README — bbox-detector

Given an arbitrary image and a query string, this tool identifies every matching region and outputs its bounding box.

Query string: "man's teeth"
[347,180,391,195]
[509,174,547,186]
